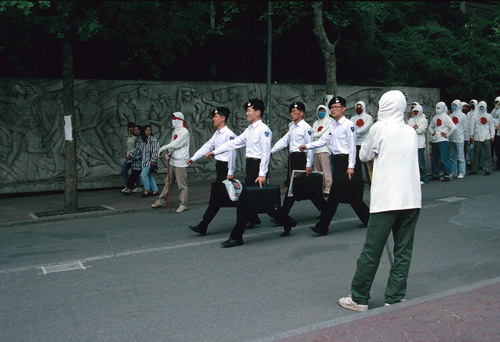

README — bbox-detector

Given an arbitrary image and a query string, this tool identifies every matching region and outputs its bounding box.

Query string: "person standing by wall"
[121,122,142,193]
[139,124,160,197]
[449,100,468,179]
[491,97,500,171]
[338,90,421,312]
[122,125,144,195]
[407,104,428,184]
[350,101,374,183]
[469,101,495,176]
[428,102,456,182]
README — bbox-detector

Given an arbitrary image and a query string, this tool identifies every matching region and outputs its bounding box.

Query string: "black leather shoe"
[358,223,367,228]
[280,219,297,237]
[309,225,328,236]
[220,238,244,248]
[247,217,262,229]
[189,224,207,236]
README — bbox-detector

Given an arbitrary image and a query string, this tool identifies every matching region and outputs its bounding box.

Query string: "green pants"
[351,209,420,305]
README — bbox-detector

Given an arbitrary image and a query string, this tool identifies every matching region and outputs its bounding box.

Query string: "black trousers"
[126,169,142,189]
[196,161,229,234]
[315,154,370,232]
[281,152,326,214]
[230,158,294,240]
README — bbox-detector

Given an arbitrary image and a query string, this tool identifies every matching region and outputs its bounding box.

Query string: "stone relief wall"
[0,78,439,194]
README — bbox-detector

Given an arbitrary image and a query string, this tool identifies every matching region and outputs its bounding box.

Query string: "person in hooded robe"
[407,104,428,183]
[350,101,374,184]
[469,101,495,176]
[312,104,333,195]
[428,102,456,182]
[491,96,500,170]
[338,90,421,312]
[154,112,191,213]
[449,100,469,179]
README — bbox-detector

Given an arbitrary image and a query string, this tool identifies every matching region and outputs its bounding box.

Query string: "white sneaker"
[176,205,188,213]
[420,181,425,185]
[338,296,368,312]
[151,201,165,208]
[457,174,465,179]
[132,187,143,193]
[121,187,127,193]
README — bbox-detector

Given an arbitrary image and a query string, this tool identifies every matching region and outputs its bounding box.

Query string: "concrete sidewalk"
[257,277,500,342]
[0,170,289,227]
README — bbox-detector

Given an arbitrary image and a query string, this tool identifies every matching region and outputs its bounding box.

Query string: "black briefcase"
[238,185,281,214]
[334,177,364,204]
[209,182,237,208]
[289,171,323,201]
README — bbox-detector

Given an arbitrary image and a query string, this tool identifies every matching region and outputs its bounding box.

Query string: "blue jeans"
[431,141,450,178]
[140,166,158,192]
[449,142,465,176]
[121,161,131,186]
[418,148,427,182]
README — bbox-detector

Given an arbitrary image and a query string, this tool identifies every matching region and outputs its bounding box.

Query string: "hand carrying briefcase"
[335,176,364,204]
[238,185,281,214]
[288,171,323,201]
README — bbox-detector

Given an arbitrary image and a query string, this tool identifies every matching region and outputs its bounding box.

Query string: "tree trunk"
[312,2,340,97]
[62,19,78,214]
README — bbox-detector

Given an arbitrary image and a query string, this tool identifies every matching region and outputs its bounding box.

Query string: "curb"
[245,276,500,342]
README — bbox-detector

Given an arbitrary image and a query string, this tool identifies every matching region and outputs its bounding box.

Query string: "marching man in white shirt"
[187,107,237,236]
[153,112,190,212]
[206,99,296,248]
[270,102,326,236]
[469,101,495,175]
[300,96,370,235]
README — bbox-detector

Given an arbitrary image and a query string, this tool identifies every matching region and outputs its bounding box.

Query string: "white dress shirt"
[271,119,314,167]
[190,126,237,176]
[306,116,357,169]
[212,120,272,177]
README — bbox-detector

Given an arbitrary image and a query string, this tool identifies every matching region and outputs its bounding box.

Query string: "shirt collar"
[249,119,262,128]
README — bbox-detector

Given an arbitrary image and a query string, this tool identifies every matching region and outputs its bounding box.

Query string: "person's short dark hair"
[211,106,230,121]
[244,99,265,115]
[127,122,135,128]
[328,96,347,108]
[289,102,306,113]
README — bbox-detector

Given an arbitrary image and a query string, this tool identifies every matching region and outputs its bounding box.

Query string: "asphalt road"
[1,173,499,342]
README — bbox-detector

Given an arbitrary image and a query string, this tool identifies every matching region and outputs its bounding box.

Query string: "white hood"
[355,101,368,116]
[377,90,406,124]
[412,104,424,118]
[478,100,488,113]
[451,100,462,115]
[315,105,328,119]
[172,111,187,130]
[435,102,447,115]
